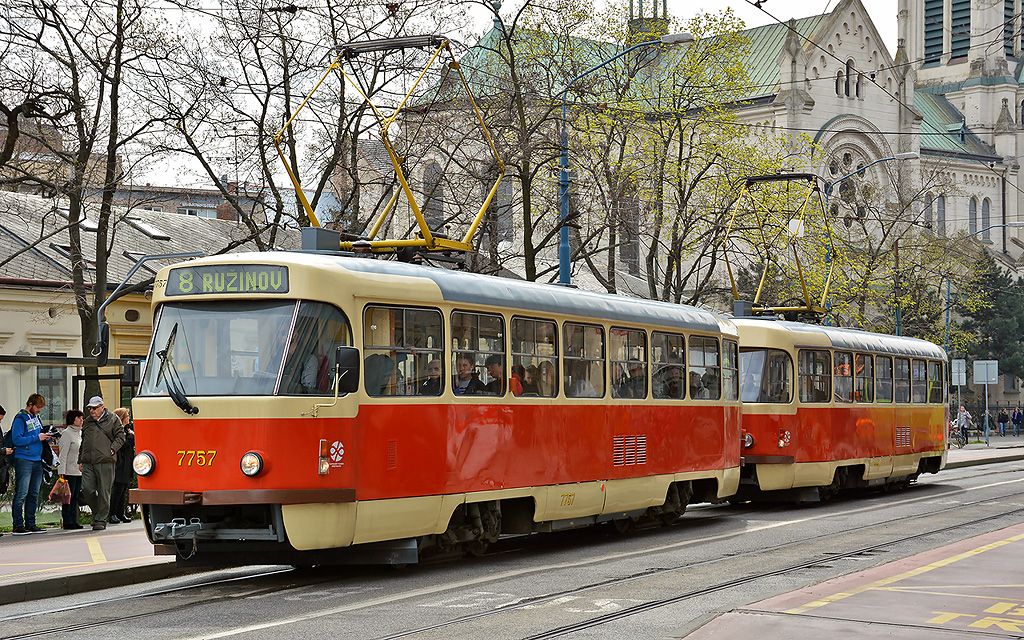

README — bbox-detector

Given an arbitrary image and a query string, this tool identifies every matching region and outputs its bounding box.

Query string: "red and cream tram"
[734,319,947,501]
[129,252,742,564]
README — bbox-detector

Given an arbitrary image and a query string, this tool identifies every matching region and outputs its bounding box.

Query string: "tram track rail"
[4,474,1023,640]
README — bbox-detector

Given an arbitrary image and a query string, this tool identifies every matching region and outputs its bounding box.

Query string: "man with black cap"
[78,396,125,531]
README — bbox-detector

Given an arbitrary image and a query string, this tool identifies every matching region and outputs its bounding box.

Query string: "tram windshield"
[739,348,792,403]
[139,300,352,397]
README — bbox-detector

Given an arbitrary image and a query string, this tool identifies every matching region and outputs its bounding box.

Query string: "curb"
[0,561,188,606]
[945,453,1024,470]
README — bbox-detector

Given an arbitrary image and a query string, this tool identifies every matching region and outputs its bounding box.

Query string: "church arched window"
[969,197,978,235]
[923,193,934,230]
[836,71,844,96]
[845,60,854,97]
[982,198,991,240]
[936,195,946,237]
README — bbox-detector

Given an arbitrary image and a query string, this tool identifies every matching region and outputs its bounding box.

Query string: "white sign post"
[951,359,966,410]
[974,360,999,445]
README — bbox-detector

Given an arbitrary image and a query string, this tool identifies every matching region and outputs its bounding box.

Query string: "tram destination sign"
[165,264,289,296]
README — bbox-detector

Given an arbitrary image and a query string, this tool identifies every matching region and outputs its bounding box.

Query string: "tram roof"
[738,319,946,360]
[330,256,729,334]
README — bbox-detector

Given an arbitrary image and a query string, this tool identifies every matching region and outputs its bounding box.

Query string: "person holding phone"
[10,394,51,535]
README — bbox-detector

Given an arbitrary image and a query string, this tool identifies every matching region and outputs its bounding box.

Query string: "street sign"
[951,359,966,386]
[973,360,999,385]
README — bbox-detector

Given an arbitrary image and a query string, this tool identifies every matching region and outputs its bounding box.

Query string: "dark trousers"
[12,458,42,529]
[110,481,129,521]
[62,475,82,527]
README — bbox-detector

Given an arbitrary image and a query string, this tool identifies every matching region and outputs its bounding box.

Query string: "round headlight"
[240,451,263,477]
[743,432,755,449]
[133,452,155,476]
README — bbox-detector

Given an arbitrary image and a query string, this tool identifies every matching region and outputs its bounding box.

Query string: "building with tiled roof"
[0,191,299,424]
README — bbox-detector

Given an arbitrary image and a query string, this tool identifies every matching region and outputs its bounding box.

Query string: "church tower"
[627,0,668,41]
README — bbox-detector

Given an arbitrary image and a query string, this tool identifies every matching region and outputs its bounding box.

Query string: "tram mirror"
[336,346,360,394]
[96,323,110,367]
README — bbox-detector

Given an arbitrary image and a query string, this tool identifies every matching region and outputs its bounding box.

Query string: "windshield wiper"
[156,323,200,415]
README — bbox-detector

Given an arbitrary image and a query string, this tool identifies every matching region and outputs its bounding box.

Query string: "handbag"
[48,475,72,505]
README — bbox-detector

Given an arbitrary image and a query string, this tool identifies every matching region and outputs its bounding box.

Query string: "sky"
[677,0,898,52]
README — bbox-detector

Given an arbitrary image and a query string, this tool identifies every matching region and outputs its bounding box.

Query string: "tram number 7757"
[177,450,217,467]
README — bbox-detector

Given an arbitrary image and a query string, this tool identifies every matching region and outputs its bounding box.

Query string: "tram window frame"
[563,322,605,398]
[722,339,739,401]
[894,357,911,403]
[363,305,444,397]
[798,349,832,404]
[833,351,854,403]
[927,361,943,404]
[739,348,793,403]
[609,327,648,400]
[651,331,686,400]
[510,316,558,398]
[451,310,508,397]
[855,353,874,403]
[875,355,894,403]
[279,301,354,396]
[911,358,928,403]
[688,335,721,400]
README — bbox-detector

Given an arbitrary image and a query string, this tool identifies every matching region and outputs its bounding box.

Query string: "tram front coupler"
[153,517,204,541]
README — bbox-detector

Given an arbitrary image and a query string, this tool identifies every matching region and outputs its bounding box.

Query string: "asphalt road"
[3,461,1023,640]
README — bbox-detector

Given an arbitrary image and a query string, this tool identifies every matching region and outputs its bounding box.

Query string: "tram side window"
[451,311,507,396]
[894,357,911,403]
[855,353,874,403]
[798,350,832,403]
[652,331,686,400]
[511,317,558,397]
[610,327,647,399]
[563,323,605,398]
[280,302,352,395]
[927,361,944,404]
[876,356,894,403]
[740,349,792,403]
[688,336,721,400]
[363,306,443,397]
[911,359,928,403]
[722,340,739,401]
[833,351,854,403]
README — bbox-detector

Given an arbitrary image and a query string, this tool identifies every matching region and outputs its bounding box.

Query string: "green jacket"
[79,410,126,465]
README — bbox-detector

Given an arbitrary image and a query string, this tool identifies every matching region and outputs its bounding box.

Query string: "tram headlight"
[743,432,755,449]
[133,451,155,476]
[240,451,264,477]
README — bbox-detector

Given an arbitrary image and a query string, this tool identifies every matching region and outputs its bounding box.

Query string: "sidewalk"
[0,444,1021,606]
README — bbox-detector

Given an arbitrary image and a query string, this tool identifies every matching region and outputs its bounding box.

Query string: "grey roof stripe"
[330,257,725,333]
[777,321,946,360]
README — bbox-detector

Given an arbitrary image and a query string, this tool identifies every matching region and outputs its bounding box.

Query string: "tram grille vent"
[895,427,911,448]
[387,440,398,470]
[612,435,647,466]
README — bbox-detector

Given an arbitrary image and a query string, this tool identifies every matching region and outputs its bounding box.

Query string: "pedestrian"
[998,407,1009,437]
[57,410,85,530]
[10,394,52,535]
[1013,406,1023,438]
[0,405,13,538]
[956,405,971,443]
[108,407,135,524]
[78,396,125,531]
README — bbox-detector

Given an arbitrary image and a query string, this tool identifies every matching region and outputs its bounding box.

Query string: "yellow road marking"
[876,587,1024,603]
[86,537,107,563]
[0,556,158,580]
[785,531,1024,614]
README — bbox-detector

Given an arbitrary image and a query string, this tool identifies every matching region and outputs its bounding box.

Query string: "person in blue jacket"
[10,394,52,535]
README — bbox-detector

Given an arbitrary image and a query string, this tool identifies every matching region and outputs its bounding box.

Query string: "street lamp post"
[822,152,918,334]
[557,32,694,285]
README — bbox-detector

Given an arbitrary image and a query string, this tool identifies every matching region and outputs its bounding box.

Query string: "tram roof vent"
[300,227,345,254]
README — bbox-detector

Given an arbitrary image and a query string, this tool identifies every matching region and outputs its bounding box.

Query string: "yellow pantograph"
[721,173,836,317]
[273,35,506,254]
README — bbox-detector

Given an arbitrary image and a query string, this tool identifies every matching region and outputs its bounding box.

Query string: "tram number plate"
[177,450,217,467]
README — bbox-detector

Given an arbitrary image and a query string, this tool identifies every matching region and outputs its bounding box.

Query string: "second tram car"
[130,252,742,564]
[734,319,947,500]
